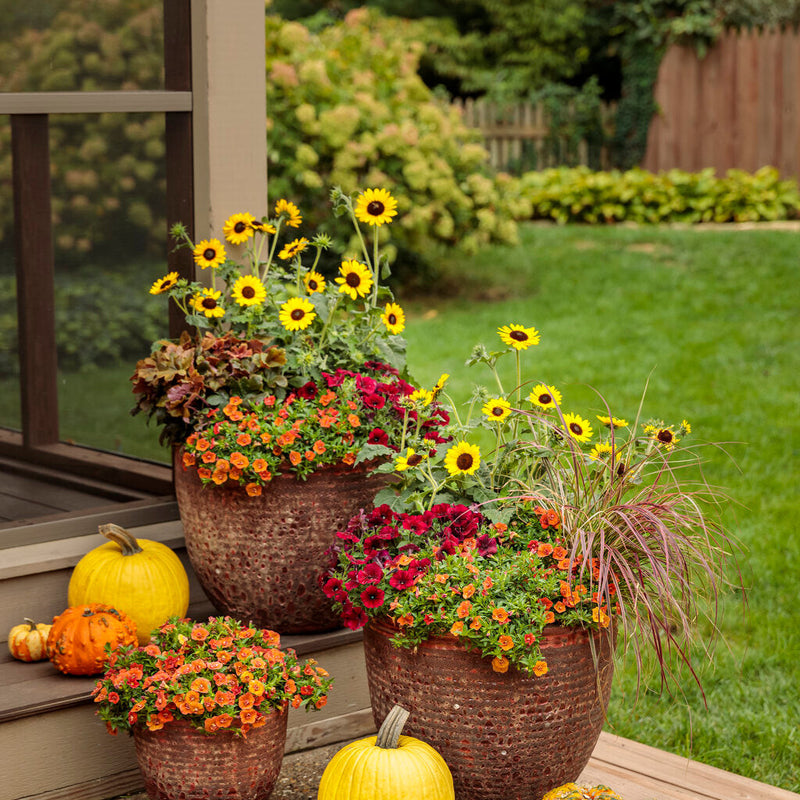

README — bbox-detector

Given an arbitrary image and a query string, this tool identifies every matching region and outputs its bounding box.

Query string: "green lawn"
[401,223,799,792]
[1,222,797,789]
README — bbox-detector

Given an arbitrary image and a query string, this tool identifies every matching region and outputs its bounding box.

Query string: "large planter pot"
[132,707,287,800]
[363,618,615,800]
[175,452,387,633]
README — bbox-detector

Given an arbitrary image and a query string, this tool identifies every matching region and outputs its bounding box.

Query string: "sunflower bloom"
[193,239,226,269]
[498,323,540,350]
[279,297,316,331]
[444,441,481,476]
[482,397,512,423]
[596,414,629,428]
[395,448,425,472]
[149,271,179,295]
[430,373,449,402]
[336,259,373,300]
[191,288,225,318]
[528,384,562,409]
[355,188,398,226]
[563,412,593,443]
[275,198,302,227]
[381,302,405,334]
[589,442,614,461]
[645,424,680,450]
[231,275,267,307]
[304,270,326,294]
[279,237,310,261]
[222,212,256,245]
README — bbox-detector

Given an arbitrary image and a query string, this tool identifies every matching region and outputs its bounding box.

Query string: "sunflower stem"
[371,228,380,308]
[260,219,283,283]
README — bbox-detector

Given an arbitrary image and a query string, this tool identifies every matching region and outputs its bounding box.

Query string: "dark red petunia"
[389,569,417,590]
[367,427,390,446]
[360,585,385,609]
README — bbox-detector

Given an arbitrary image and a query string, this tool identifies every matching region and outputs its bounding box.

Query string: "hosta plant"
[93,615,332,736]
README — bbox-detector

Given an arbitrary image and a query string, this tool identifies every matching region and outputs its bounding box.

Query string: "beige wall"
[191,0,268,240]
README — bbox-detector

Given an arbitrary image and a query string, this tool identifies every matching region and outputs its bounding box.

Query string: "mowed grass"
[0,223,797,789]
[401,223,799,791]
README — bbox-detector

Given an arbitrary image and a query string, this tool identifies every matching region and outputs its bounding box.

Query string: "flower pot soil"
[363,618,614,800]
[133,710,287,800]
[175,455,387,633]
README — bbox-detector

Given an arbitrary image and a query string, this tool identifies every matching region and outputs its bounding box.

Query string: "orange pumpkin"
[8,618,52,662]
[47,603,138,675]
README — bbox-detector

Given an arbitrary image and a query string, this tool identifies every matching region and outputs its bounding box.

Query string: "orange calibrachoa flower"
[491,656,510,674]
[93,616,333,737]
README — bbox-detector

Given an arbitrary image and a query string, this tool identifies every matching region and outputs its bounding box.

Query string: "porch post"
[190,0,268,242]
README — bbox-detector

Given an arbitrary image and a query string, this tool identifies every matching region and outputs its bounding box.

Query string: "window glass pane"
[0,2,163,93]
[51,111,170,464]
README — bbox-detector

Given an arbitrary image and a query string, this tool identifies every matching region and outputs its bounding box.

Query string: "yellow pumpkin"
[542,784,624,800]
[8,618,52,662]
[318,705,454,800]
[68,523,189,645]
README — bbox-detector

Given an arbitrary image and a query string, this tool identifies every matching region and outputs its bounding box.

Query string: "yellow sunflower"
[444,441,481,476]
[644,424,679,450]
[429,373,449,402]
[191,288,225,318]
[395,448,426,472]
[381,302,406,334]
[589,442,614,461]
[231,275,267,307]
[355,188,398,227]
[408,388,434,407]
[251,219,276,235]
[193,239,226,269]
[274,198,302,228]
[680,419,692,435]
[528,384,562,409]
[562,412,593,443]
[482,397,512,423]
[304,270,326,294]
[498,323,540,351]
[149,271,179,295]
[336,259,373,300]
[279,237,310,261]
[279,297,316,331]
[596,414,629,428]
[222,212,256,245]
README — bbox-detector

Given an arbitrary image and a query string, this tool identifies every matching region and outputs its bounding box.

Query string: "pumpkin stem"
[375,704,410,750]
[23,618,38,630]
[99,523,143,556]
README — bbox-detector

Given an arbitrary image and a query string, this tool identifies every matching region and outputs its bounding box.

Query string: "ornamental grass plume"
[93,616,333,736]
[131,187,410,446]
[325,323,741,691]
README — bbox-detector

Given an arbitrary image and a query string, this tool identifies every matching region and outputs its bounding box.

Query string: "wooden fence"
[643,28,800,178]
[452,98,615,172]
[454,29,800,179]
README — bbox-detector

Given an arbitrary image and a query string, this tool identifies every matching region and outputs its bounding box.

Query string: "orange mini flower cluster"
[93,616,332,736]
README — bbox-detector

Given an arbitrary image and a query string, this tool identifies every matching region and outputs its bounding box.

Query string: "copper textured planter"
[175,453,387,633]
[363,618,614,800]
[133,708,287,800]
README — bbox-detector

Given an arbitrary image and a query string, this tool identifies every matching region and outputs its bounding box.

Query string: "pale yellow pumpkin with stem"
[317,705,455,800]
[68,523,189,645]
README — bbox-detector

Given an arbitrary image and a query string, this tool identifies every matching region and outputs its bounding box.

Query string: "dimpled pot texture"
[363,618,615,800]
[133,708,287,800]
[174,452,388,633]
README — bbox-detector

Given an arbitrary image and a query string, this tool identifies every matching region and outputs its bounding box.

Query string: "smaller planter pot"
[133,708,287,800]
[364,618,615,800]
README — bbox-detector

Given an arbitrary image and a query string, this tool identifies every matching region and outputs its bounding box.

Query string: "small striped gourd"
[317,705,454,800]
[542,784,624,800]
[8,619,52,662]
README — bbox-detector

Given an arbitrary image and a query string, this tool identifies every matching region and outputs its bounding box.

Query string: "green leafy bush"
[516,165,800,224]
[264,8,522,274]
[0,269,165,378]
